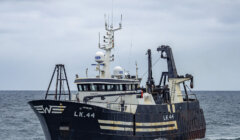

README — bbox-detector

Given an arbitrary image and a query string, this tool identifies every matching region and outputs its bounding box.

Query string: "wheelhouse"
[74,78,140,92]
[77,84,138,92]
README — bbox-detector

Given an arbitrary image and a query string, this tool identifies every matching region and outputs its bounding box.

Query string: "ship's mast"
[98,15,122,78]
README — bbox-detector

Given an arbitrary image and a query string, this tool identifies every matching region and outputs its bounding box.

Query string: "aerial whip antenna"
[111,0,114,28]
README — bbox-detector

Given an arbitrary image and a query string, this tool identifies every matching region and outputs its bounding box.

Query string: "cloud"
[0,0,240,90]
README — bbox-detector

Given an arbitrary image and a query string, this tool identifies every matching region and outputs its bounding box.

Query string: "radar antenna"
[97,14,123,78]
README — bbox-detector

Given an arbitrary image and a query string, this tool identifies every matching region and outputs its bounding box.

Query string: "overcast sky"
[0,0,240,91]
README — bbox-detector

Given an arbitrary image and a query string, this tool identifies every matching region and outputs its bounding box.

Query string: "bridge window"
[115,85,120,91]
[98,84,106,91]
[132,84,138,90]
[83,84,90,91]
[106,84,115,91]
[125,84,132,91]
[90,84,97,91]
[77,84,137,92]
[77,84,90,91]
[77,84,83,91]
[119,84,123,91]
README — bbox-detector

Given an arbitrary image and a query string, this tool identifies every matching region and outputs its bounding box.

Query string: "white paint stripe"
[52,108,64,111]
[34,108,43,110]
[136,121,176,126]
[59,126,70,131]
[98,120,133,125]
[51,111,63,114]
[175,121,178,129]
[34,107,42,109]
[167,104,171,113]
[34,105,43,108]
[136,121,178,132]
[136,126,177,132]
[100,126,133,131]
[99,121,178,132]
[51,106,66,108]
[172,104,175,113]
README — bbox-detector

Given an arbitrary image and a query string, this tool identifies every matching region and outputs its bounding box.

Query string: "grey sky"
[0,0,240,90]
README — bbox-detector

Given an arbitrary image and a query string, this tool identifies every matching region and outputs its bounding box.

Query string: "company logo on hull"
[33,104,66,114]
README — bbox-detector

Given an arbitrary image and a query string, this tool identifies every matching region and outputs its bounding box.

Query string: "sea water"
[0,91,240,140]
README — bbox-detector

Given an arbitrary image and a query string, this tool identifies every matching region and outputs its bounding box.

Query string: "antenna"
[86,68,88,78]
[111,0,114,28]
[120,14,122,28]
[136,61,138,80]
[98,32,101,49]
[97,14,123,78]
[104,14,107,30]
[108,15,110,28]
[113,14,122,31]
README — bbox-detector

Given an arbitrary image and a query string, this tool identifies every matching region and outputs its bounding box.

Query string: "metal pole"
[163,75,167,86]
[183,82,189,101]
[63,65,71,100]
[45,66,57,99]
[146,49,154,93]
[55,66,59,100]
[59,65,62,100]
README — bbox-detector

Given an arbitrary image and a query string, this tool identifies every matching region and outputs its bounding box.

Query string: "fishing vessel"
[29,16,206,140]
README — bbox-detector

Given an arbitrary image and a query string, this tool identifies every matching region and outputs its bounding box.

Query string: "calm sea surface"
[0,91,240,140]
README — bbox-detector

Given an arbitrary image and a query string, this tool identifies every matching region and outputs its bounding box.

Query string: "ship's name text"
[163,114,174,121]
[74,111,95,118]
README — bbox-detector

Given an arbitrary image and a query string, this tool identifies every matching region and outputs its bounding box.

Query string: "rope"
[141,56,161,78]
[185,84,194,94]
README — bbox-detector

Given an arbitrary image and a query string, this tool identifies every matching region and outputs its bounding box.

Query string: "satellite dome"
[113,66,123,77]
[95,51,105,63]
